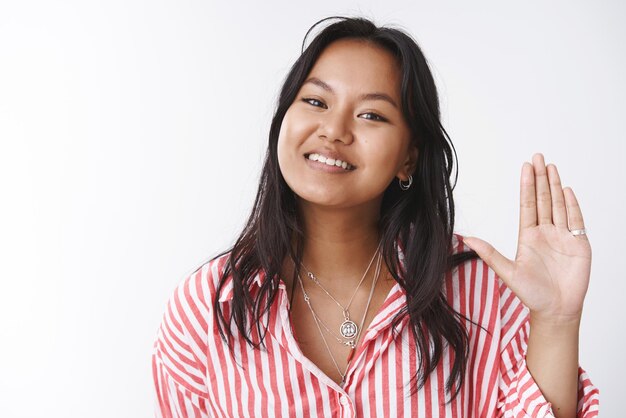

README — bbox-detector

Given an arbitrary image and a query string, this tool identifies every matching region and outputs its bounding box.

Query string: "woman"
[152,16,599,417]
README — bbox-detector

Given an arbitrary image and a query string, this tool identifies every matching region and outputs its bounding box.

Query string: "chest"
[285,275,397,386]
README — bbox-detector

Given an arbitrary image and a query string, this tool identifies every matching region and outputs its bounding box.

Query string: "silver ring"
[399,175,413,191]
[570,228,587,236]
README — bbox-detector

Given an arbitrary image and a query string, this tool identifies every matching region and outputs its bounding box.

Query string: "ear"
[396,143,419,181]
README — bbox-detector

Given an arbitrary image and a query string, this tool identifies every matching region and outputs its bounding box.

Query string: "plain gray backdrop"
[0,0,623,416]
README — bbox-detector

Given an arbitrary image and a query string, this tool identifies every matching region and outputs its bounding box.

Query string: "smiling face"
[277,38,418,210]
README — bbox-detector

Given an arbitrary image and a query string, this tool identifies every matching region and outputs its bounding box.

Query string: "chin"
[294,190,349,208]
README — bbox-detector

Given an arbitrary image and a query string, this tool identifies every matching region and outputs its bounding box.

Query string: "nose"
[317,109,354,145]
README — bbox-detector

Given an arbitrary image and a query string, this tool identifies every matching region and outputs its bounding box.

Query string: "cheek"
[277,113,302,177]
[361,133,408,175]
[278,109,315,162]
[276,117,294,168]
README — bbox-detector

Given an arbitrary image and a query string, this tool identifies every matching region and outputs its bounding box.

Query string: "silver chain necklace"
[300,241,381,341]
[297,251,382,385]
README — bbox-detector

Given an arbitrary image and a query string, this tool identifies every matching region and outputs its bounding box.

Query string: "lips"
[303,150,356,169]
[305,154,356,171]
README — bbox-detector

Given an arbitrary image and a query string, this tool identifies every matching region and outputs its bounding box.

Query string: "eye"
[301,97,387,122]
[360,112,387,122]
[301,97,327,108]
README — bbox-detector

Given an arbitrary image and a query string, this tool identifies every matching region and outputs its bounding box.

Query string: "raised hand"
[463,153,592,323]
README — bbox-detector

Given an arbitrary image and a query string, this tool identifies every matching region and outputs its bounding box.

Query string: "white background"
[1,1,623,416]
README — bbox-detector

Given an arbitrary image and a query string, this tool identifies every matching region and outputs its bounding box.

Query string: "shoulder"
[152,253,233,400]
[154,252,233,363]
[449,232,501,289]
[448,233,493,286]
[165,251,232,318]
[446,234,515,322]
[448,234,530,343]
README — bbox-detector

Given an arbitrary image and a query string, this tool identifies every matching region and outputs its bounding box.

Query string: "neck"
[288,198,389,296]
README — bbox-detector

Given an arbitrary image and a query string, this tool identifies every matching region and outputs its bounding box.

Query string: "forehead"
[305,39,402,97]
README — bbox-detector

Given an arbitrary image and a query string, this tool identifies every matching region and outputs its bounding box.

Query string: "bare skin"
[465,154,591,417]
[275,38,417,385]
[277,37,590,416]
[280,259,398,386]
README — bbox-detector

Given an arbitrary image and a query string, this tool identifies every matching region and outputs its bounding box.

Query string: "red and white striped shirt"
[152,234,600,417]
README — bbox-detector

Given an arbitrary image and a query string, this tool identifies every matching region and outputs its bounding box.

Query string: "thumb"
[463,236,514,284]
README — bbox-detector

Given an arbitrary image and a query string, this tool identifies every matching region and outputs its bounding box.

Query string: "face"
[277,38,418,210]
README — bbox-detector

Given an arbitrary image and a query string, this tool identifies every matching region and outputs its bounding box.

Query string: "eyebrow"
[303,77,398,109]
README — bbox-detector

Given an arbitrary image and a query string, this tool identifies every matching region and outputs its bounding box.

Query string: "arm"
[496,279,599,417]
[526,314,580,418]
[464,153,600,417]
[152,271,212,418]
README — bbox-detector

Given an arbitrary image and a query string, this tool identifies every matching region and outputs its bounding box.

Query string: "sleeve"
[152,270,212,418]
[495,275,600,417]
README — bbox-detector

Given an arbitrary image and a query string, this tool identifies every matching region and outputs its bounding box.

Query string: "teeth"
[307,153,353,170]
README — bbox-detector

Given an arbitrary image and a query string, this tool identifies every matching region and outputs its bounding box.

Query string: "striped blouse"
[152,234,600,417]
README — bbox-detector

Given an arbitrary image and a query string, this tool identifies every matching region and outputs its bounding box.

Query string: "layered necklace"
[296,242,382,385]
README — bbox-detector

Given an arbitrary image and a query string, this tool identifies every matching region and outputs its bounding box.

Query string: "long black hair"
[211,15,482,403]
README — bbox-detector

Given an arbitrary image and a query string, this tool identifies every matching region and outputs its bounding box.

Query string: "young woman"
[152,16,599,417]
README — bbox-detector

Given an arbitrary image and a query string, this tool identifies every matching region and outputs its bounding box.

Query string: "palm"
[511,224,591,318]
[464,153,592,322]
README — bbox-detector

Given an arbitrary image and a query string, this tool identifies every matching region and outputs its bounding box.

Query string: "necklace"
[300,241,381,342]
[298,252,382,347]
[297,251,382,385]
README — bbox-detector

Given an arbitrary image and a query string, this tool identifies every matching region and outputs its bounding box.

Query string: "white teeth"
[307,153,353,170]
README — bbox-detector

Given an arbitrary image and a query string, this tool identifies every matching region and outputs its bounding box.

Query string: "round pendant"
[340,320,358,338]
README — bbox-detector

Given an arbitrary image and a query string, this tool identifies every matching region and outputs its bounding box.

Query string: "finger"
[520,162,537,230]
[547,164,568,228]
[564,187,587,235]
[463,236,515,284]
[533,153,552,225]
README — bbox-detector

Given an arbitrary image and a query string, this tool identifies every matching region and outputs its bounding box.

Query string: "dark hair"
[211,15,482,404]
